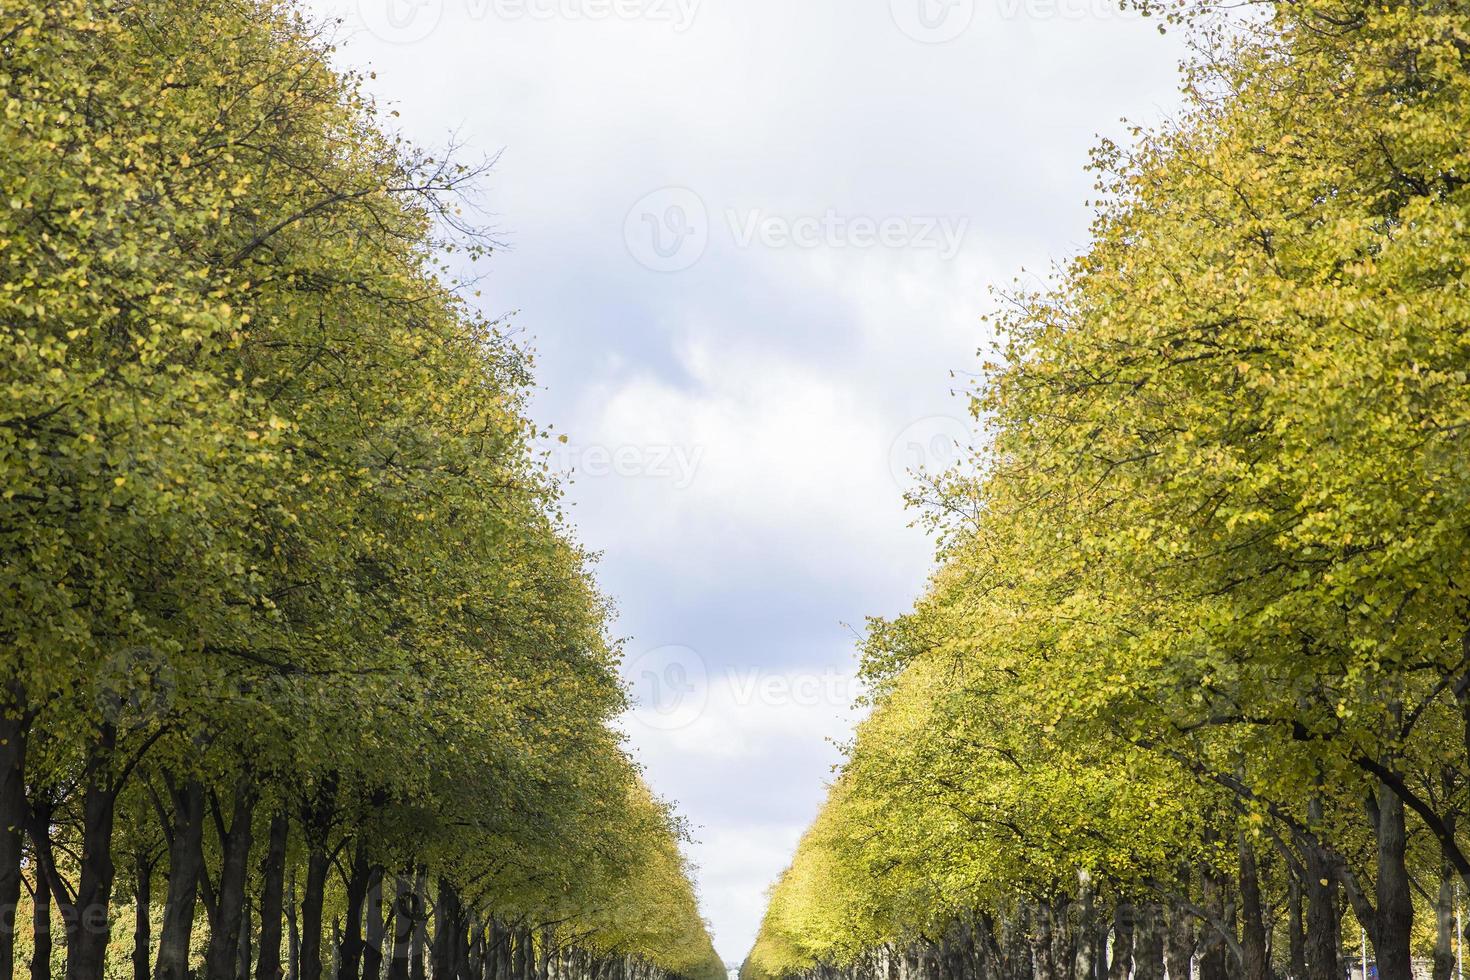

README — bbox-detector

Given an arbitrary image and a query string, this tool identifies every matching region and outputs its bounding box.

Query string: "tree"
[746,2,1470,979]
[1,4,720,980]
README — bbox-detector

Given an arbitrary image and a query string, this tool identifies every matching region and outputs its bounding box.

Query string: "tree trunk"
[338,846,371,980]
[388,874,412,980]
[288,868,301,980]
[409,870,427,980]
[1013,907,1035,980]
[1163,898,1193,980]
[1435,846,1456,980]
[300,843,331,980]
[1054,899,1076,980]
[26,790,56,980]
[0,706,27,980]
[456,916,474,980]
[257,813,289,980]
[32,859,54,980]
[1132,906,1164,980]
[66,725,121,980]
[1238,836,1269,980]
[1373,781,1413,980]
[1289,876,1306,980]
[1076,882,1096,980]
[518,928,535,980]
[494,921,512,980]
[240,899,254,980]
[156,779,207,980]
[1303,801,1340,980]
[496,929,507,980]
[1108,905,1132,980]
[363,868,386,980]
[535,926,551,980]
[1198,859,1229,980]
[468,927,483,980]
[1033,901,1057,980]
[207,780,258,980]
[433,879,460,980]
[131,852,150,980]
[510,927,527,980]
[488,922,505,980]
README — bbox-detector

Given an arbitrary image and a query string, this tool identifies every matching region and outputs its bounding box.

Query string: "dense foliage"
[746,3,1470,980]
[0,4,723,980]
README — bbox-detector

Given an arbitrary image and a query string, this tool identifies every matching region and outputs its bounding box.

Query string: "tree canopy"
[745,3,1470,980]
[0,4,723,980]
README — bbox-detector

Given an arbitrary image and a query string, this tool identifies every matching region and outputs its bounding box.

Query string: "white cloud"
[571,337,898,552]
[688,822,811,967]
[621,660,865,763]
[620,664,860,964]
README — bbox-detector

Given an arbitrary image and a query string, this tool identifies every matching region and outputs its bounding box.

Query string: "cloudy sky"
[303,0,1189,964]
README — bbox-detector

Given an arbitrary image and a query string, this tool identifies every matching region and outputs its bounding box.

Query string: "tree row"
[745,2,1470,980]
[0,4,723,980]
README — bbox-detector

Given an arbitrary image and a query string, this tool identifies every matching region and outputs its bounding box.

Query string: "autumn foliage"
[0,4,721,980]
[747,4,1470,980]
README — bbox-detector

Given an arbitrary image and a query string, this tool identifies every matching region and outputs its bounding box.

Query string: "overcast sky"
[302,0,1189,964]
